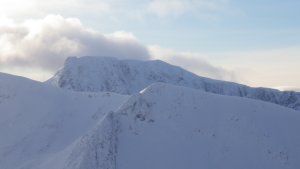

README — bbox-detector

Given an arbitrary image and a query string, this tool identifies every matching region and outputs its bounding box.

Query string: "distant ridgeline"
[47,56,300,111]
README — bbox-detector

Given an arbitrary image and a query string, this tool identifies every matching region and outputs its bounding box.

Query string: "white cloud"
[205,46,300,88]
[0,15,150,75]
[149,46,239,82]
[275,86,300,92]
[147,0,187,17]
[105,31,138,41]
[0,15,236,82]
[147,0,230,17]
[0,0,111,18]
[0,0,230,21]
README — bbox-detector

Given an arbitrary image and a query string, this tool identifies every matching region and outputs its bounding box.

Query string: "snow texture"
[0,72,128,169]
[47,56,300,111]
[113,83,300,169]
[1,72,300,169]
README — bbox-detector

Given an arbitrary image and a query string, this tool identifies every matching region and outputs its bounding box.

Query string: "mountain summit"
[47,56,300,111]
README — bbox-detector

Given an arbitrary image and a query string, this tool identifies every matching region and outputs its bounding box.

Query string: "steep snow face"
[0,73,129,169]
[115,83,300,169]
[47,56,300,111]
[35,112,118,169]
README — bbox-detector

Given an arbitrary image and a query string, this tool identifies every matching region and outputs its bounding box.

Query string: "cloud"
[205,46,300,88]
[147,0,230,17]
[0,15,237,83]
[0,0,111,18]
[0,0,230,21]
[0,15,150,72]
[275,86,300,92]
[147,0,187,17]
[149,46,239,82]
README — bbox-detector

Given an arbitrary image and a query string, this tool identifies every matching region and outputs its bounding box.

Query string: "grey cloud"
[0,15,150,71]
[0,15,238,83]
[168,55,238,82]
[149,46,239,82]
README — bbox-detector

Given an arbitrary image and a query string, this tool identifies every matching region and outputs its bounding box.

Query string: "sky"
[0,0,299,91]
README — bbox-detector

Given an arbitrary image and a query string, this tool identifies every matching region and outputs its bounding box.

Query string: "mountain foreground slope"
[114,83,300,169]
[0,73,128,169]
[1,73,300,169]
[47,56,300,111]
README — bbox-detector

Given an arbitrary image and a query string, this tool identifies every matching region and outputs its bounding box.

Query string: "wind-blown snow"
[47,56,300,111]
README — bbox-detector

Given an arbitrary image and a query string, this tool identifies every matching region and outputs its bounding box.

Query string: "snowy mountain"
[0,73,129,169]
[2,73,300,169]
[113,83,300,169]
[47,56,300,111]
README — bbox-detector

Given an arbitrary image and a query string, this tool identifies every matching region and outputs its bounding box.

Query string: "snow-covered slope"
[113,83,300,169]
[0,73,129,169]
[2,73,300,169]
[47,56,300,111]
[38,83,300,169]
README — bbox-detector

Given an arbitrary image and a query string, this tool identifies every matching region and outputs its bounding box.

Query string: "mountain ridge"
[1,73,300,168]
[113,83,300,169]
[0,72,129,169]
[47,56,300,111]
